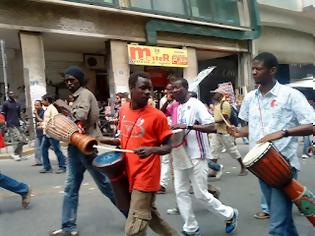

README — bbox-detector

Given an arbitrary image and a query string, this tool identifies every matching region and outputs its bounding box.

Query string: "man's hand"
[171,124,186,130]
[227,125,241,138]
[257,130,284,143]
[133,147,156,158]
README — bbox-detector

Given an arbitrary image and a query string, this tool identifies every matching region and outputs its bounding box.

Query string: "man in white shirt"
[171,78,239,236]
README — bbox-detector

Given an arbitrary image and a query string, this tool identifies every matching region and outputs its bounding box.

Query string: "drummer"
[100,72,181,236]
[49,66,126,236]
[228,52,315,235]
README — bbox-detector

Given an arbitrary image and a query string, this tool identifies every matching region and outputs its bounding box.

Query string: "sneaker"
[225,209,239,233]
[39,168,53,173]
[166,207,180,215]
[182,228,202,236]
[49,229,79,236]
[216,165,224,179]
[221,148,226,153]
[31,162,43,166]
[301,154,310,159]
[21,185,32,208]
[11,154,21,161]
[55,168,66,174]
[253,211,270,219]
[157,185,166,194]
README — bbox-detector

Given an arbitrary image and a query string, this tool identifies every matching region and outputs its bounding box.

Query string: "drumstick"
[93,145,134,153]
[219,112,231,128]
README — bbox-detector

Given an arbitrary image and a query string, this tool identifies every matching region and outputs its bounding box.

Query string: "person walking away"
[32,100,45,166]
[49,66,126,236]
[171,78,239,235]
[209,88,247,176]
[228,52,315,236]
[1,91,28,161]
[100,72,181,236]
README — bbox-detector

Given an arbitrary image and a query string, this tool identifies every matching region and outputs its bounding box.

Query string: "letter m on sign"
[128,46,151,62]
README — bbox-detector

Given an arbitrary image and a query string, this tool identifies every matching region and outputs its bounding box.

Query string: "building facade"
[0,0,260,112]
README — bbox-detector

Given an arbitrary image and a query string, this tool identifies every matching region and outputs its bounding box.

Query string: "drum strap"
[257,95,266,136]
[122,111,143,150]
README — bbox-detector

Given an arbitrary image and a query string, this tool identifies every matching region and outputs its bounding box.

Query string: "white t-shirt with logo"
[177,97,214,160]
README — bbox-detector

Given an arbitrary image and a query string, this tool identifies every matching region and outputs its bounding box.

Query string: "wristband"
[281,129,289,137]
[186,125,194,130]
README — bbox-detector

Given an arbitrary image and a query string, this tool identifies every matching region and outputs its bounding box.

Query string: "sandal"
[254,211,270,219]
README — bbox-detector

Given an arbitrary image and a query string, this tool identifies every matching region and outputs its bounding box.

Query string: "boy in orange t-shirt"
[101,72,180,236]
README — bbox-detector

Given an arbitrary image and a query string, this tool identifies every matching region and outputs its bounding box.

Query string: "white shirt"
[42,104,59,135]
[177,97,214,160]
[239,82,315,170]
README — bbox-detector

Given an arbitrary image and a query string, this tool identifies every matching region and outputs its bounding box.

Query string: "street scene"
[0,143,314,236]
[0,1,315,236]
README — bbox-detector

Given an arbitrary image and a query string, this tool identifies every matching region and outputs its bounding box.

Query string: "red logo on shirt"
[271,99,278,108]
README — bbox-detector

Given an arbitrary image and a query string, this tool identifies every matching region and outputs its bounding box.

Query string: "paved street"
[0,142,314,236]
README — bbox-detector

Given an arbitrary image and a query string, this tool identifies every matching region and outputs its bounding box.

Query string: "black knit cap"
[64,66,85,85]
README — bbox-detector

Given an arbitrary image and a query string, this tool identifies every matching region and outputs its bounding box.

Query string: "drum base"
[282,179,315,226]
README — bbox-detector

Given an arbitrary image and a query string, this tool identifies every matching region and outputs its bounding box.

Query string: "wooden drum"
[93,151,130,211]
[243,142,293,188]
[45,114,97,155]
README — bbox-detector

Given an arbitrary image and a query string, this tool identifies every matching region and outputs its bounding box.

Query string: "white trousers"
[160,154,170,188]
[210,133,241,160]
[174,159,234,233]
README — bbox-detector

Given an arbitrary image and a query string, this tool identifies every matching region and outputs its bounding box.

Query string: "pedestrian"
[49,66,125,236]
[39,94,67,174]
[0,171,32,208]
[100,72,181,236]
[158,83,174,194]
[209,87,247,176]
[1,91,28,161]
[32,100,45,166]
[228,52,314,235]
[171,78,239,235]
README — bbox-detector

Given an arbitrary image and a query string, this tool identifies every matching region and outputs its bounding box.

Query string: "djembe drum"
[243,142,315,226]
[45,114,97,155]
[92,151,130,211]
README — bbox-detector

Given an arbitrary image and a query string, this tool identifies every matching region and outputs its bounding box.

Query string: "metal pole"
[0,40,8,100]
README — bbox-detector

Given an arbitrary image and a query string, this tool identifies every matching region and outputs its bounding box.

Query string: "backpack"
[220,101,239,127]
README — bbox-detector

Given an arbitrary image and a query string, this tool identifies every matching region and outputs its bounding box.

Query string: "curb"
[0,147,35,160]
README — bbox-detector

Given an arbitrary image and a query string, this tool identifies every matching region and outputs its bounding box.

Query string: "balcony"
[63,0,252,28]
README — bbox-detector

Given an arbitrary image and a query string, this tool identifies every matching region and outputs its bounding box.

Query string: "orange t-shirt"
[118,103,172,192]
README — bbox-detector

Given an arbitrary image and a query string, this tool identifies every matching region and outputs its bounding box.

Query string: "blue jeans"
[41,135,66,170]
[259,169,298,236]
[0,172,29,196]
[61,145,118,232]
[207,160,221,171]
[34,135,43,164]
[260,189,269,214]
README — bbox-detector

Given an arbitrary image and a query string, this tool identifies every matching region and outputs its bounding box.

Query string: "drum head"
[93,151,122,167]
[243,142,272,167]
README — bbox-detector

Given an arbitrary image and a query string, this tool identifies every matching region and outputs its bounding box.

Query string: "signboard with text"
[128,44,188,68]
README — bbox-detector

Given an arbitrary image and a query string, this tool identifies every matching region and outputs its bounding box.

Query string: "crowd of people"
[0,52,314,236]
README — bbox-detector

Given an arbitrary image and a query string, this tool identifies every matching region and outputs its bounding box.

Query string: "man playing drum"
[49,66,125,236]
[228,52,315,235]
[171,78,239,236]
[100,72,181,236]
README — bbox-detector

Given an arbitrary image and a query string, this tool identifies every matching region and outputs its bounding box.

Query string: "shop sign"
[128,44,188,67]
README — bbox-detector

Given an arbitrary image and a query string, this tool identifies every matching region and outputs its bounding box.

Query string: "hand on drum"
[257,130,285,143]
[133,146,155,158]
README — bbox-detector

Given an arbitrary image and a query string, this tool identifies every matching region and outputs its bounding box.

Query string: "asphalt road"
[0,142,314,236]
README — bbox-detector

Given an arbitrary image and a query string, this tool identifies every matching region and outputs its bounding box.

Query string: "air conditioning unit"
[84,54,105,70]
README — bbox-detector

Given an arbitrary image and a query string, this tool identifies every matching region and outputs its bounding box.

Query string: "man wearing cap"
[49,66,125,236]
[209,87,247,176]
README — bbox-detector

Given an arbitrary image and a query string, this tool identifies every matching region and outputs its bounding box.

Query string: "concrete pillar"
[108,40,130,96]
[19,32,47,138]
[183,47,198,85]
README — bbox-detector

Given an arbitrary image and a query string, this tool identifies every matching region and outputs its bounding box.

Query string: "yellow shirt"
[213,98,231,134]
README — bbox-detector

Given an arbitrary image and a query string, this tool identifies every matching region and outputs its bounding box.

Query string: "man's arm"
[98,136,121,146]
[133,135,172,158]
[257,124,313,143]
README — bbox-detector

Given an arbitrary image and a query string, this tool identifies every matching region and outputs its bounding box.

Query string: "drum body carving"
[93,151,130,211]
[244,142,315,226]
[45,114,97,155]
